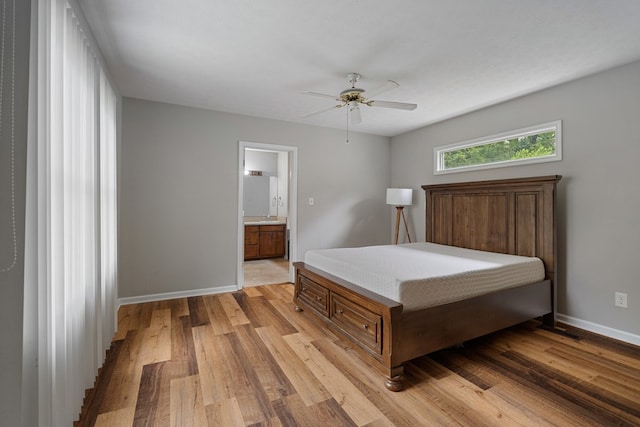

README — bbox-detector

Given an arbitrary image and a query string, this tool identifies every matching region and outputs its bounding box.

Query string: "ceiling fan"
[301,72,417,124]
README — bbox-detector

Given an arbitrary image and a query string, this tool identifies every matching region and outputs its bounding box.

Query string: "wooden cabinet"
[258,225,286,258]
[244,225,260,259]
[244,223,286,260]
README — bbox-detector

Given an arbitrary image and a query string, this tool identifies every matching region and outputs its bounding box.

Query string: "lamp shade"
[386,188,413,206]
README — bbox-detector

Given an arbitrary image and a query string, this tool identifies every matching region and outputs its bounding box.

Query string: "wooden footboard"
[292,261,405,391]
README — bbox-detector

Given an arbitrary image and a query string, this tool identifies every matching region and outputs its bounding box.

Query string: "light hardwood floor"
[76,283,640,426]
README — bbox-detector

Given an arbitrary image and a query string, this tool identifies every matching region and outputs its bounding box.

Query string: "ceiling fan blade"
[300,104,341,119]
[302,91,341,101]
[365,80,399,98]
[350,104,362,125]
[369,100,417,110]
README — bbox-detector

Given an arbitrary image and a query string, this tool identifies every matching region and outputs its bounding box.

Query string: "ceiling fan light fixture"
[300,72,417,127]
[349,101,362,125]
[340,87,364,98]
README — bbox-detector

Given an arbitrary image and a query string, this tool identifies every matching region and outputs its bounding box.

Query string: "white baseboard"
[557,313,640,347]
[118,285,238,308]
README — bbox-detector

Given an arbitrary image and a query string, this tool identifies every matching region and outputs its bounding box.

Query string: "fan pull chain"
[346,108,350,143]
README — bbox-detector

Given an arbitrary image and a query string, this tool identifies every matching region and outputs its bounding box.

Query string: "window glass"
[435,121,562,174]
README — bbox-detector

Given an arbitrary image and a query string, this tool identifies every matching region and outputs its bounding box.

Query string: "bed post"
[542,176,561,327]
[385,368,404,392]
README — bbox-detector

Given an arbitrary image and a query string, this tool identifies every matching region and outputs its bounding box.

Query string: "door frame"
[237,141,298,289]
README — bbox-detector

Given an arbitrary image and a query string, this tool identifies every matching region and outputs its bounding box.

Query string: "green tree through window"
[436,121,561,173]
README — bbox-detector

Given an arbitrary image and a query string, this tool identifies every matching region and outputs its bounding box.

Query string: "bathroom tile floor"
[243,257,291,287]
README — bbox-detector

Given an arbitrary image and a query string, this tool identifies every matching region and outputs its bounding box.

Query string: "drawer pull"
[362,324,368,329]
[316,296,322,302]
[337,309,344,314]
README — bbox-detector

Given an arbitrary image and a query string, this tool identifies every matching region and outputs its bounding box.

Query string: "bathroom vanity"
[244,221,286,260]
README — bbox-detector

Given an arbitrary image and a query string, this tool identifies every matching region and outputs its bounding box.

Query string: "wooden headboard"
[422,175,561,287]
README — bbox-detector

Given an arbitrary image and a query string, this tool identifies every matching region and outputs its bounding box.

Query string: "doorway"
[237,141,298,289]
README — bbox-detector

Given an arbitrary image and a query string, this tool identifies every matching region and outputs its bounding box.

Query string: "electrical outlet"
[615,292,628,308]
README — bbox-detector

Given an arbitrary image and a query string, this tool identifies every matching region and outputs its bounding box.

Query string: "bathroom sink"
[244,220,285,225]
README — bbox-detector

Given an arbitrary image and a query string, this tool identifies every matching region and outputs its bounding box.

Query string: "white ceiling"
[79,0,640,137]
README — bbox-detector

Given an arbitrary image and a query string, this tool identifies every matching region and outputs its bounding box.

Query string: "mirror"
[243,175,278,217]
[244,149,287,218]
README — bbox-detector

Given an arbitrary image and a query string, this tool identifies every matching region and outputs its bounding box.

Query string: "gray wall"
[120,98,391,298]
[0,0,30,424]
[391,60,640,338]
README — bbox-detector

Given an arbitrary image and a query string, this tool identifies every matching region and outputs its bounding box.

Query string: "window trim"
[434,120,562,175]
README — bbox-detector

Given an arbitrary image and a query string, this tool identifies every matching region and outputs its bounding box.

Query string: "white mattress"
[304,242,545,311]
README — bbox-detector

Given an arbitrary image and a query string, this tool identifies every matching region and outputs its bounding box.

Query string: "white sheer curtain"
[98,69,118,365]
[33,0,118,424]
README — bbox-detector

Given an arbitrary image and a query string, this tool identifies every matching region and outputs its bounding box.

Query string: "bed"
[293,175,561,391]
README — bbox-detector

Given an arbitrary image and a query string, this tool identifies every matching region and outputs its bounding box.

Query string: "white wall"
[391,60,640,339]
[120,98,391,298]
[277,151,289,218]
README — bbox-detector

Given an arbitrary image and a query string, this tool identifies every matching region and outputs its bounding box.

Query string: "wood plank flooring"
[76,283,640,426]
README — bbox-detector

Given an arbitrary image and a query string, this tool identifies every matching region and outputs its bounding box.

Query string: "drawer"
[296,276,329,316]
[259,224,285,232]
[331,294,382,354]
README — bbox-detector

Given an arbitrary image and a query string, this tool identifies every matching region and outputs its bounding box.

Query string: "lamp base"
[393,206,412,244]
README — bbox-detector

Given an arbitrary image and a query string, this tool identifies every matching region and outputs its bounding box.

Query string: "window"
[434,121,562,174]
[32,0,119,424]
